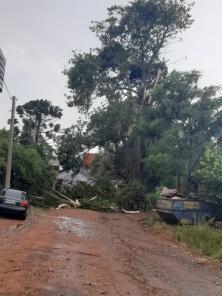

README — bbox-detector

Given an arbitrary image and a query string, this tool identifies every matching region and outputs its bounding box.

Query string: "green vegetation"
[143,213,161,227]
[143,212,170,231]
[16,99,62,145]
[12,144,50,192]
[0,128,54,194]
[0,98,62,201]
[57,123,87,172]
[63,0,195,190]
[62,178,151,211]
[175,224,222,261]
[80,198,118,212]
[143,213,222,261]
[197,146,222,199]
[57,0,222,209]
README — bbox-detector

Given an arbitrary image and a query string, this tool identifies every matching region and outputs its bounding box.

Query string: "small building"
[57,153,96,188]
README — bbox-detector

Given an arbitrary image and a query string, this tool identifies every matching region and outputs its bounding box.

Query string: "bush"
[63,176,117,201]
[62,177,118,212]
[12,145,51,193]
[145,186,163,210]
[64,183,97,200]
[63,180,161,212]
[175,224,222,261]
[115,179,146,210]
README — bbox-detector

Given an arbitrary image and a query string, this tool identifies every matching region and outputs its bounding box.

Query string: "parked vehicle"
[0,189,29,220]
[156,197,222,224]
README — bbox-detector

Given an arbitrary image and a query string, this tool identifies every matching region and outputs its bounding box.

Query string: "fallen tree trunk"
[121,209,140,214]
[40,188,74,207]
[53,190,81,208]
[56,204,71,210]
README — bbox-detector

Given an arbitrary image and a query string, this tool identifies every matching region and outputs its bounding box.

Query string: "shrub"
[64,183,97,200]
[145,186,163,210]
[115,179,145,210]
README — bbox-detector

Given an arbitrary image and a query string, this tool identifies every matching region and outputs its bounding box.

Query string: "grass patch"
[144,214,222,261]
[175,224,222,261]
[143,212,170,234]
[143,212,161,227]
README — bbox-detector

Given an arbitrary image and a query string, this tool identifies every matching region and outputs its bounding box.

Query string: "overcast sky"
[0,0,221,128]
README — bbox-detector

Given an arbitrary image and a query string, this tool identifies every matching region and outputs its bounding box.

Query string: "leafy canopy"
[17,99,63,145]
[65,0,194,112]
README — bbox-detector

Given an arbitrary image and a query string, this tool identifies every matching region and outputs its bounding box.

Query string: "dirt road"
[0,209,221,296]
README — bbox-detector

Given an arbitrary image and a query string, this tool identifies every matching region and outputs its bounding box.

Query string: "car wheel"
[20,214,27,220]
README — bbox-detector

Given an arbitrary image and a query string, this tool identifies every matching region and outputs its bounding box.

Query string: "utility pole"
[5,96,16,188]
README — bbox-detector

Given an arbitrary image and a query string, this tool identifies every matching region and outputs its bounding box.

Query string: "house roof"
[83,153,96,167]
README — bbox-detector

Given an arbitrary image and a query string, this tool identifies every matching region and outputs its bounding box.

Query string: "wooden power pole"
[5,96,16,189]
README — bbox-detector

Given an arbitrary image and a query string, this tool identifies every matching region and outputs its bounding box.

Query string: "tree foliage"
[59,0,222,205]
[143,70,222,190]
[12,145,50,192]
[197,145,222,199]
[57,123,88,172]
[64,0,194,180]
[66,0,193,112]
[0,129,53,193]
[16,99,63,145]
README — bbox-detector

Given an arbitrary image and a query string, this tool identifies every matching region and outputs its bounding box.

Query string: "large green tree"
[58,0,222,205]
[65,0,194,179]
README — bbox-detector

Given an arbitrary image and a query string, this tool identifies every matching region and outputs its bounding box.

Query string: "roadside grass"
[175,224,222,261]
[143,212,161,227]
[143,212,170,234]
[144,213,222,261]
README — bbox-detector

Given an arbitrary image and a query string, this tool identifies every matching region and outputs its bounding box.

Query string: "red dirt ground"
[0,209,221,296]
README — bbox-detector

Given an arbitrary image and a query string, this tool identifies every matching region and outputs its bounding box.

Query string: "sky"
[0,0,222,129]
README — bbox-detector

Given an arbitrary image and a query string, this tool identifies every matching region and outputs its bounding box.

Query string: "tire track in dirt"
[98,214,222,296]
[0,210,221,295]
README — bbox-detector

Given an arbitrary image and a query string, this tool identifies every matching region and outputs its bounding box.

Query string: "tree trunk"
[177,171,181,192]
[131,135,142,180]
[35,118,41,144]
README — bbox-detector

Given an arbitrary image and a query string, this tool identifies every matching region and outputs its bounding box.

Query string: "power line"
[3,80,12,99]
